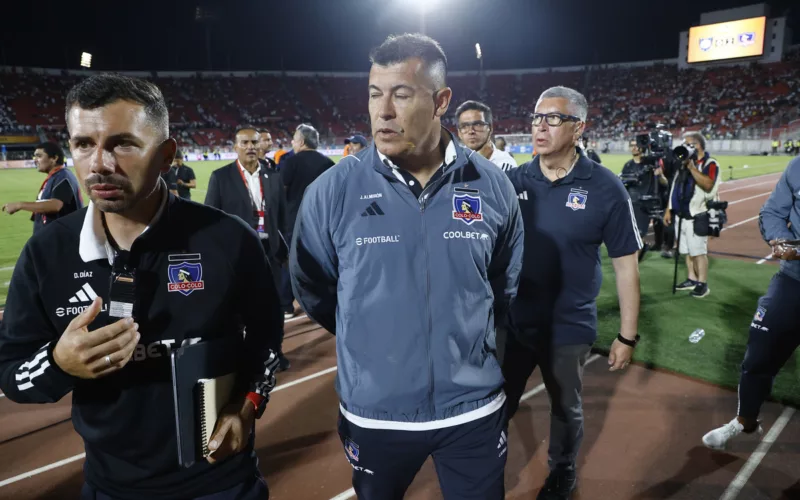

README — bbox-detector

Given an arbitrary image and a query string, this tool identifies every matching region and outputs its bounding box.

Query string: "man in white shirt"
[455,100,518,172]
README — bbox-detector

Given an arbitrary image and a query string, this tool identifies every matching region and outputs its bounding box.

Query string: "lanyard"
[236,160,265,212]
[39,166,64,195]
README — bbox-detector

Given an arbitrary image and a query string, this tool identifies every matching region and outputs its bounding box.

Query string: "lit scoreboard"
[687,16,766,63]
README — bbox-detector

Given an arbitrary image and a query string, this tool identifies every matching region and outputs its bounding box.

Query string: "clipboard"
[170,336,243,468]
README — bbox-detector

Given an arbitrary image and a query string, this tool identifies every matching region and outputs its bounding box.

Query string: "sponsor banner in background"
[509,145,534,155]
[0,135,39,145]
[181,149,345,162]
[0,160,36,169]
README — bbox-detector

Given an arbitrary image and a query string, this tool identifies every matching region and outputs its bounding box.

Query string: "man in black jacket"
[205,127,290,370]
[279,123,334,318]
[281,123,335,239]
[0,73,281,500]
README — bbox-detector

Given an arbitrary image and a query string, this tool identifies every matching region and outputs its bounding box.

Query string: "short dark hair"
[36,142,65,165]
[455,100,493,126]
[175,149,183,158]
[65,73,169,139]
[369,33,448,89]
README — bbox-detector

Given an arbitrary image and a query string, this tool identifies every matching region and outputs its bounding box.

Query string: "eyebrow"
[369,84,416,93]
[70,132,143,144]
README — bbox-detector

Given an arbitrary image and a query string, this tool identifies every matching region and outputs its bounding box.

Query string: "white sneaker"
[284,312,295,320]
[702,418,762,450]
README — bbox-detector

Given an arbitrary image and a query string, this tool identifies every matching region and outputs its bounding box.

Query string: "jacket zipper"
[418,184,438,415]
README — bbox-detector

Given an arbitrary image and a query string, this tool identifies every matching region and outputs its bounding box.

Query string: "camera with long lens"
[673,143,698,163]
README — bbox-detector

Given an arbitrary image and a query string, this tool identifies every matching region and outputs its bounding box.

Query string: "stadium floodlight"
[411,0,437,14]
[475,43,482,60]
[409,0,439,34]
[80,52,92,68]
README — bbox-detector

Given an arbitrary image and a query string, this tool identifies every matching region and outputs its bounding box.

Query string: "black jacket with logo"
[0,195,282,499]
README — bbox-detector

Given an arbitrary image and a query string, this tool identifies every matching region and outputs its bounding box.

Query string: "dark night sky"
[2,0,798,73]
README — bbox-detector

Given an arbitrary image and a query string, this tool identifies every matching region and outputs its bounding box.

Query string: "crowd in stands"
[1,50,799,154]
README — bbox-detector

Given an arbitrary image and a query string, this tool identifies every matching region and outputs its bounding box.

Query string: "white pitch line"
[719,406,796,500]
[721,215,759,232]
[727,192,771,206]
[755,253,773,265]
[327,354,602,500]
[720,172,782,187]
[0,267,14,272]
[0,332,333,489]
[273,366,337,393]
[329,489,357,500]
[0,453,86,488]
[720,180,778,194]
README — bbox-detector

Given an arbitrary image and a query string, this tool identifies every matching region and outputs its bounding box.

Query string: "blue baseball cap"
[345,135,368,147]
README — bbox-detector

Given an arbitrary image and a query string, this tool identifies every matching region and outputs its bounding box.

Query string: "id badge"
[109,271,136,319]
[256,210,266,233]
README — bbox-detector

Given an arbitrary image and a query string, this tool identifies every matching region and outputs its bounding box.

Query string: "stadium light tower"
[80,52,92,69]
[476,43,485,92]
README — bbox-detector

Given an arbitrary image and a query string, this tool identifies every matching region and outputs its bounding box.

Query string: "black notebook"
[170,336,243,468]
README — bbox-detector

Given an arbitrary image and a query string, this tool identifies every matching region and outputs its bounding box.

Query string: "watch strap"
[617,333,640,347]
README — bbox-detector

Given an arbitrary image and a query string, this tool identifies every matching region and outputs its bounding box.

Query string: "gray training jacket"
[759,156,800,283]
[289,134,524,424]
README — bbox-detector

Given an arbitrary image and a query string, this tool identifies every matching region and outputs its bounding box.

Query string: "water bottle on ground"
[689,329,705,343]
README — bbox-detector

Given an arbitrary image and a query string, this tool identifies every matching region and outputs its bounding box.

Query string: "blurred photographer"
[620,139,669,260]
[665,132,720,298]
[579,135,602,164]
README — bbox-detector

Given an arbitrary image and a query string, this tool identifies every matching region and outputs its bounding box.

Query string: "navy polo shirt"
[506,151,642,346]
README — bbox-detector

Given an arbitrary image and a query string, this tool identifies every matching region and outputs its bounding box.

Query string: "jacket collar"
[79,178,170,264]
[368,127,473,180]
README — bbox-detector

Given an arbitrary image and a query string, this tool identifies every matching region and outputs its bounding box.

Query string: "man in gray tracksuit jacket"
[290,33,523,500]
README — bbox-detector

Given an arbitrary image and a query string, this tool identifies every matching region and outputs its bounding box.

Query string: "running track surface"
[1,171,798,500]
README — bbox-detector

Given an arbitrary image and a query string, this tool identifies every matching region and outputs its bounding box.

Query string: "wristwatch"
[617,333,640,347]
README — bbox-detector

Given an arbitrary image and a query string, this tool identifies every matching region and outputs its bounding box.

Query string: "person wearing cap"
[344,135,369,156]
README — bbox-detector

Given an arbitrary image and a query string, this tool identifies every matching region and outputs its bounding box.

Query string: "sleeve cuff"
[46,341,77,385]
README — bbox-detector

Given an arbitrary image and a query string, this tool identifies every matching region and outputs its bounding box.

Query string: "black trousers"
[501,329,591,471]
[81,473,269,500]
[337,404,507,500]
[738,272,800,419]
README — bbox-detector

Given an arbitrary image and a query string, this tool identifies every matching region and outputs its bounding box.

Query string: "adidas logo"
[69,283,98,303]
[497,430,507,457]
[361,202,385,217]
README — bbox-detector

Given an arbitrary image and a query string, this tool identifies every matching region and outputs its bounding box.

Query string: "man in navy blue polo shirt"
[503,86,642,499]
[2,142,83,234]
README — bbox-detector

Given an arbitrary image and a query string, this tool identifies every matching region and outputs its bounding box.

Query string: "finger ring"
[105,355,112,366]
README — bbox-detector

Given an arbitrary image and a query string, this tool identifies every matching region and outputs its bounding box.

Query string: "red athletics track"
[0,171,797,500]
